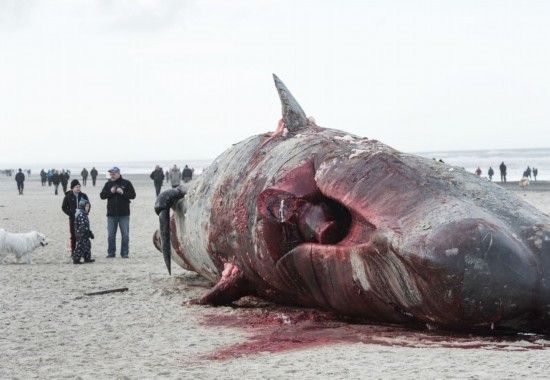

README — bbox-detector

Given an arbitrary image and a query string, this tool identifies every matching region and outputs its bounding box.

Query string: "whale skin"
[154,75,550,334]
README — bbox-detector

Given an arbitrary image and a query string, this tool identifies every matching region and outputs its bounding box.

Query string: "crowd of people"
[475,162,539,183]
[149,164,194,196]
[7,165,136,265]
[36,167,100,192]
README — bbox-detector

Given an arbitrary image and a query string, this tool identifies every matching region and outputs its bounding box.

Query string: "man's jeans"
[107,216,130,257]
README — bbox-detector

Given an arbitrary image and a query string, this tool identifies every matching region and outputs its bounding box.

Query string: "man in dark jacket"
[499,162,507,183]
[60,170,70,193]
[52,170,61,195]
[61,179,89,256]
[90,167,98,186]
[15,168,25,195]
[182,165,193,183]
[100,167,136,258]
[150,165,165,196]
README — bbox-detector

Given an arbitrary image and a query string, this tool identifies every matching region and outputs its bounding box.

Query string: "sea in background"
[416,147,549,182]
[2,148,549,181]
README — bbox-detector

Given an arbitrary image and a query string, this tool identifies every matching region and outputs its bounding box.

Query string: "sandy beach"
[1,173,550,379]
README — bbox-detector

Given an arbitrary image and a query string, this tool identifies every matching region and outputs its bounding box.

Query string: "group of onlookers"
[10,165,137,265]
[150,164,194,196]
[476,162,539,183]
[60,166,136,264]
[37,167,99,193]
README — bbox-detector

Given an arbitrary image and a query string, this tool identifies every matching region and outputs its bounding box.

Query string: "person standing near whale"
[100,167,136,258]
[62,179,89,256]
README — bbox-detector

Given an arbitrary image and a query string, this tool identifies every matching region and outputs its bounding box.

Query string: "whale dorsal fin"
[273,74,308,132]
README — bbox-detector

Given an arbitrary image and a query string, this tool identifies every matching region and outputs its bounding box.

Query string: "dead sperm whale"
[154,74,550,334]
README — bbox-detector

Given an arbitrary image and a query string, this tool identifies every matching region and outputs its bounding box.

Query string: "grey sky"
[1,0,549,165]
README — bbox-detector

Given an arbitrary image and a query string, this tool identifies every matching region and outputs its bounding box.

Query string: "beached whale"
[154,74,550,334]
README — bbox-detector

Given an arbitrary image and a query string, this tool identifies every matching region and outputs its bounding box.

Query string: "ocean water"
[4,148,550,181]
[416,148,550,182]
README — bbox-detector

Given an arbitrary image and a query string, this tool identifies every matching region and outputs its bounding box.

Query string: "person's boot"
[84,258,95,263]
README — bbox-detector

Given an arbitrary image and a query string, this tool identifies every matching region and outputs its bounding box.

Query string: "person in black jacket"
[60,170,70,193]
[15,168,25,195]
[182,165,193,183]
[499,161,507,183]
[52,170,61,195]
[150,165,165,196]
[90,167,98,186]
[100,167,136,258]
[62,179,89,256]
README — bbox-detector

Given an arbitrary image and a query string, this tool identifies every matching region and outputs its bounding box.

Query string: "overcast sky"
[1,0,549,166]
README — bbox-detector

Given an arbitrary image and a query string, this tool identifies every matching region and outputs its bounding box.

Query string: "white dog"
[519,177,530,189]
[0,228,48,264]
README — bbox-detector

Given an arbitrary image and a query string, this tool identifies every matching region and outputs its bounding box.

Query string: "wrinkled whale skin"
[155,75,550,334]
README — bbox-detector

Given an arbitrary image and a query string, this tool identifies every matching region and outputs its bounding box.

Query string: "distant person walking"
[170,164,182,188]
[533,168,538,181]
[90,167,98,186]
[40,169,47,186]
[499,162,507,183]
[182,165,193,183]
[488,167,494,181]
[62,179,89,256]
[81,168,89,186]
[525,166,532,179]
[165,170,170,183]
[52,170,61,195]
[100,167,136,258]
[15,168,25,195]
[475,167,482,176]
[150,165,165,196]
[60,170,70,193]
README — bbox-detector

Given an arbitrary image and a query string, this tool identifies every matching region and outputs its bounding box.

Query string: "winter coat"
[15,172,25,184]
[60,172,70,185]
[52,173,61,185]
[182,167,193,180]
[62,192,89,220]
[74,208,93,261]
[150,169,165,184]
[99,176,136,217]
[170,168,182,186]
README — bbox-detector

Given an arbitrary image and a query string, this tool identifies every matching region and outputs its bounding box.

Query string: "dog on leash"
[0,228,48,264]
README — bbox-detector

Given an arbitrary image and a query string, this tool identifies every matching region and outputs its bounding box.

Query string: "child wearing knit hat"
[73,198,95,264]
[61,180,89,256]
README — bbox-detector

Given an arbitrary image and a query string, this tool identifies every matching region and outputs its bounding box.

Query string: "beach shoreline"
[1,174,550,379]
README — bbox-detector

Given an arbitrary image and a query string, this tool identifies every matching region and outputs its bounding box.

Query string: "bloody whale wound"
[257,161,352,261]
